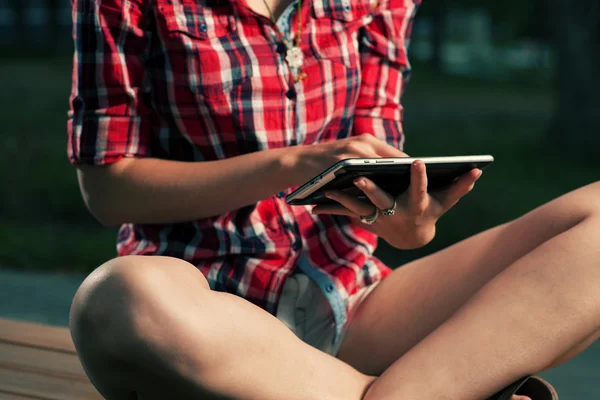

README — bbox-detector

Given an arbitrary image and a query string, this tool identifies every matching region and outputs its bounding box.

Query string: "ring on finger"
[381,199,397,216]
[359,208,379,225]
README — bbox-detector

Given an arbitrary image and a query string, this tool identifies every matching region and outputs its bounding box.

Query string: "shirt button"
[292,242,302,251]
[326,283,335,293]
[228,15,237,31]
[276,43,287,55]
[343,4,351,11]
[276,191,286,198]
[286,89,297,100]
[199,23,208,32]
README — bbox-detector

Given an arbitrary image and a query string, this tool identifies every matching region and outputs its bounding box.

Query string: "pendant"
[285,46,304,70]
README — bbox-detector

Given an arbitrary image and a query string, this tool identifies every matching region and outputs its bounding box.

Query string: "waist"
[118,196,376,258]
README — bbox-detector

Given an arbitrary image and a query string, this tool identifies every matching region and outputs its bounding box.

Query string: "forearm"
[77,147,306,226]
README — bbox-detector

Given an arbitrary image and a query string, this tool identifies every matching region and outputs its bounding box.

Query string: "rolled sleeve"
[68,0,152,165]
[353,0,420,151]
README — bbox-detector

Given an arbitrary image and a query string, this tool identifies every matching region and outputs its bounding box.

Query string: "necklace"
[261,0,307,82]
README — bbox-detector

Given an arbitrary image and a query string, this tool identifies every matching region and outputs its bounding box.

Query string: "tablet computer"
[286,155,494,206]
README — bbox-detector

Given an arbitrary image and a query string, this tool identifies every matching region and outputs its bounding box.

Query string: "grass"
[0,220,116,273]
[1,56,597,273]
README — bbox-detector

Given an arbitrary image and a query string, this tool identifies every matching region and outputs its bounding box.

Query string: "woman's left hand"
[311,160,483,249]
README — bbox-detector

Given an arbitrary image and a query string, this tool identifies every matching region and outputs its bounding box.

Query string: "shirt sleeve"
[352,0,420,151]
[68,0,153,165]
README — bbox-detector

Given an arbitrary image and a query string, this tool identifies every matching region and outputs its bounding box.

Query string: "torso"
[125,0,380,302]
[148,0,369,157]
[70,0,416,346]
[116,0,405,324]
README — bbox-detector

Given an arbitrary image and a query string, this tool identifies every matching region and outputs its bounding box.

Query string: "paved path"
[0,268,84,326]
[0,267,598,398]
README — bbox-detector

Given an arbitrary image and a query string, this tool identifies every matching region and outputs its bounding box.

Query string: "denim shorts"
[275,273,381,357]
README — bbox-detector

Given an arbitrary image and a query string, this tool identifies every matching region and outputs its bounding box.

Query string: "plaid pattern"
[68,0,419,319]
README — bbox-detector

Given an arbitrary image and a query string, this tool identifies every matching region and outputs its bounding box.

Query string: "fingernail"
[325,191,336,198]
[413,161,422,171]
[354,179,366,188]
[476,170,483,179]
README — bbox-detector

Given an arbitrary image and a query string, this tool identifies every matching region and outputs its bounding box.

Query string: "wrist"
[278,145,312,187]
[386,222,436,250]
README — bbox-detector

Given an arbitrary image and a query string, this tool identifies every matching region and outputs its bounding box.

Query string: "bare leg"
[544,326,600,370]
[72,183,600,400]
[339,181,600,373]
[359,184,600,398]
[70,256,375,400]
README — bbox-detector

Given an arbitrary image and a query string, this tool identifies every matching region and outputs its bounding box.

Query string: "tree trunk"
[11,0,27,46]
[47,0,61,51]
[547,0,600,159]
[430,0,447,72]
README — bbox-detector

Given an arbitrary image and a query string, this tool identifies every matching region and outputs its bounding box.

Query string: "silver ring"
[359,208,379,225]
[381,199,397,216]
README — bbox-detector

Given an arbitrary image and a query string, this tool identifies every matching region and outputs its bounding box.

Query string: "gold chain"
[261,0,307,82]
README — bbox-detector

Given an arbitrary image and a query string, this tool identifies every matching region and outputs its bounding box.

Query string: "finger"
[346,137,380,158]
[323,190,376,217]
[353,177,396,210]
[375,141,409,158]
[439,168,482,209]
[358,133,409,158]
[408,160,428,214]
[511,396,531,400]
[311,204,355,217]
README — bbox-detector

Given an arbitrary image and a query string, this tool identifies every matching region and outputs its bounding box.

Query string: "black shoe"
[487,376,558,400]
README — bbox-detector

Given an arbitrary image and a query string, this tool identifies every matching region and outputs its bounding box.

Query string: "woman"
[68,0,598,398]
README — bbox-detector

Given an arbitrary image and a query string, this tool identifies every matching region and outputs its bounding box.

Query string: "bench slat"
[0,342,89,381]
[0,319,75,354]
[0,367,101,400]
[0,390,40,399]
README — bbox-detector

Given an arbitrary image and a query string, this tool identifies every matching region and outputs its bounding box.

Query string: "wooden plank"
[0,390,40,399]
[0,367,102,400]
[0,342,89,381]
[0,319,75,354]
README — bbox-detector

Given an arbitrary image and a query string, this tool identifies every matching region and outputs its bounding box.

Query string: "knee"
[69,255,207,358]
[69,256,144,357]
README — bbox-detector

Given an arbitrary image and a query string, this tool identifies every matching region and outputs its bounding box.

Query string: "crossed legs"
[352,181,600,399]
[70,182,600,399]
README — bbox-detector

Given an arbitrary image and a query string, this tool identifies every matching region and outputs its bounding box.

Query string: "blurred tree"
[419,0,600,158]
[10,0,26,45]
[418,0,528,72]
[546,0,600,157]
[48,0,62,49]
[430,0,447,72]
[412,0,449,72]
[448,0,526,36]
[517,0,548,69]
[8,0,64,52]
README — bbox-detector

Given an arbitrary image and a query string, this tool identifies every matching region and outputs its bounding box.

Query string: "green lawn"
[1,57,597,272]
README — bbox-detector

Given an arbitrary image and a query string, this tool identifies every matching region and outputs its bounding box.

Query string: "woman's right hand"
[285,133,408,185]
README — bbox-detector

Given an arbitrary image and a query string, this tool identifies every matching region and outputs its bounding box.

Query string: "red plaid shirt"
[68,0,419,339]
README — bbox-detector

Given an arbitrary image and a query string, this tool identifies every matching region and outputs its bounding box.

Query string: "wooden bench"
[0,318,101,399]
